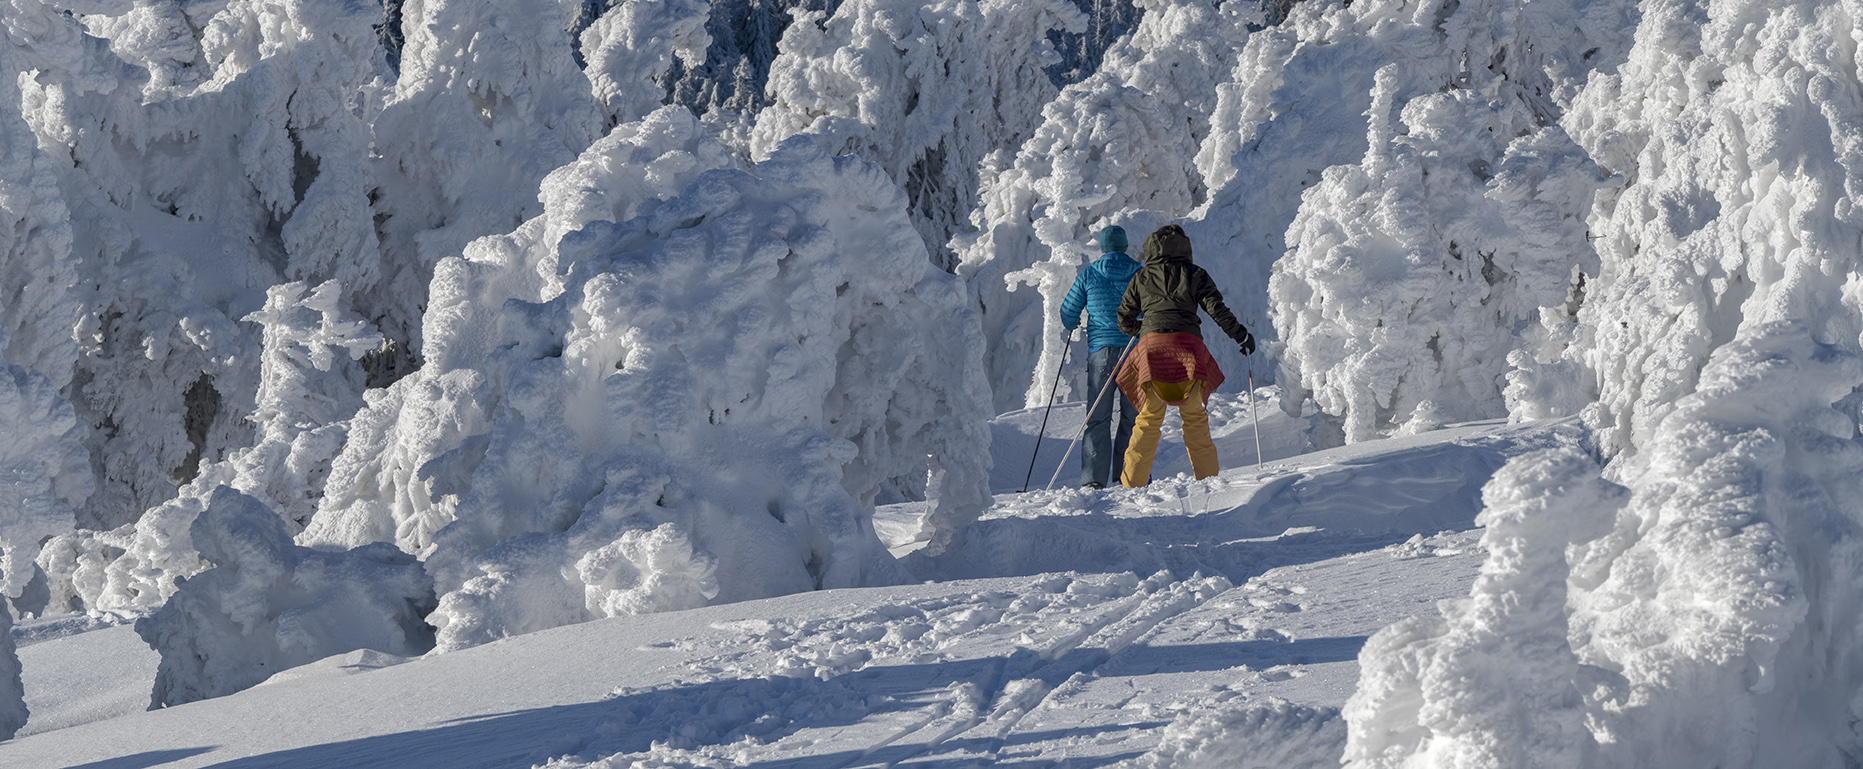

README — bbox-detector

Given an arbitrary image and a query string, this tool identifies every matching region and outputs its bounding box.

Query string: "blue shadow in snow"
[1109,636,1367,676]
[61,747,217,769]
[193,633,1326,769]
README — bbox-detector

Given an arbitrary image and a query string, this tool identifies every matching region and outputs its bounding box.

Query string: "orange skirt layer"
[1115,332,1225,407]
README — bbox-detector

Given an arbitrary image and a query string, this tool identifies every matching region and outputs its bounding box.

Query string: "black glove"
[1238,332,1256,356]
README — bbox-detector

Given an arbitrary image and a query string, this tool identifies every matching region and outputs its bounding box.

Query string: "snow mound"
[306,135,993,651]
[136,487,434,707]
[1348,321,1863,767]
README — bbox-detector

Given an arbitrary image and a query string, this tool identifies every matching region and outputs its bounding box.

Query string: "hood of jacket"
[1090,251,1141,282]
[1141,224,1193,267]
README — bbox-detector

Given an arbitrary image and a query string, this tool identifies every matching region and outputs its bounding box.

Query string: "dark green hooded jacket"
[1115,224,1249,343]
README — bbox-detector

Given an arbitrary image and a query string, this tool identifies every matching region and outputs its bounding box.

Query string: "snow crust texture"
[1349,322,1863,767]
[1124,697,1346,769]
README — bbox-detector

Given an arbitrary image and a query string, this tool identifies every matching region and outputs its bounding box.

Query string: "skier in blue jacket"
[1061,225,1143,488]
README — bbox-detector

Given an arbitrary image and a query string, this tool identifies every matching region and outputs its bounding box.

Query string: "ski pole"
[1045,335,1140,492]
[1021,333,1073,493]
[1248,363,1263,469]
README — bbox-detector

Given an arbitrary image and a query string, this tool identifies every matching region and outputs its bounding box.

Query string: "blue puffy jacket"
[1061,251,1143,352]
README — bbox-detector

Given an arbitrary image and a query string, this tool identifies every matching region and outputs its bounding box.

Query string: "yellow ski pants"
[1120,380,1217,488]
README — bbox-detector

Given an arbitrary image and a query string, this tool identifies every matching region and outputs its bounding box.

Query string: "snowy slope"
[3,412,1576,768]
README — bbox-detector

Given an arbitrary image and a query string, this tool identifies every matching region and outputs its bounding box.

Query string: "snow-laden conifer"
[582,0,713,127]
[304,121,991,650]
[751,0,1084,271]
[1344,445,1618,768]
[1348,323,1863,767]
[1516,0,1863,457]
[370,0,603,371]
[36,280,377,616]
[14,0,386,527]
[1272,71,1601,443]
[1223,0,1632,443]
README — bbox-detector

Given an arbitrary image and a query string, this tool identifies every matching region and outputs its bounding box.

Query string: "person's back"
[1111,224,1253,488]
[1061,226,1142,488]
[1116,224,1248,343]
[1062,234,1143,353]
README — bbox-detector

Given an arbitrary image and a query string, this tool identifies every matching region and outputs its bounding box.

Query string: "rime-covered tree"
[581,0,715,127]
[1193,0,1634,443]
[1511,0,1863,457]
[369,0,603,375]
[1349,323,1863,767]
[305,129,991,651]
[10,0,389,527]
[751,0,1085,271]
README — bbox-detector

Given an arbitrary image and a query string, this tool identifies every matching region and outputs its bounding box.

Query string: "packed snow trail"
[1,414,1576,767]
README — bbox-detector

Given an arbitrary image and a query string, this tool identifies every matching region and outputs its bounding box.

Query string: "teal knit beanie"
[1099,226,1128,254]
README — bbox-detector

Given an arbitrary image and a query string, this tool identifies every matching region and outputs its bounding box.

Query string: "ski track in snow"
[1,412,1577,768]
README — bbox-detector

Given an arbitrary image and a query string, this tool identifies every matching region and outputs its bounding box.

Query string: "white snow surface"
[4,410,1571,768]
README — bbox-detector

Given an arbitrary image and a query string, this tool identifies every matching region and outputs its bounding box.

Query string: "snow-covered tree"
[1512,0,1863,457]
[1187,0,1635,444]
[10,0,388,528]
[750,0,1085,270]
[660,0,841,117]
[1565,323,1863,766]
[0,352,90,737]
[1348,323,1863,766]
[34,281,378,616]
[1045,0,1143,84]
[308,105,740,554]
[212,281,379,531]
[369,0,603,374]
[136,487,434,707]
[0,5,85,396]
[1271,69,1601,443]
[305,128,991,651]
[955,0,1250,412]
[581,0,713,128]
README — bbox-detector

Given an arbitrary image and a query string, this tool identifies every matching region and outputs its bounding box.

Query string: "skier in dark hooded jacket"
[1113,224,1255,488]
[1060,225,1142,488]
